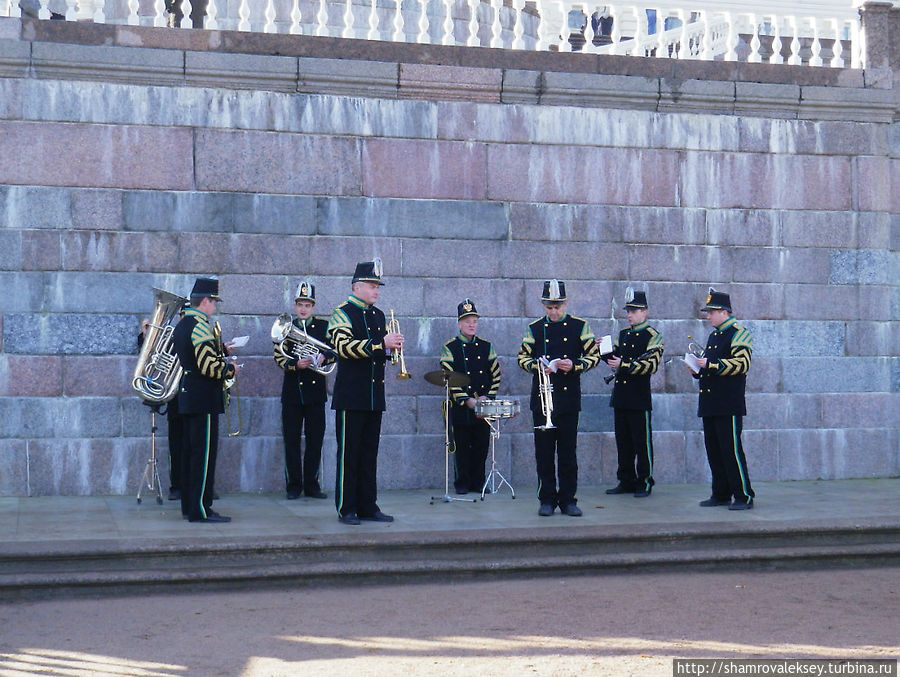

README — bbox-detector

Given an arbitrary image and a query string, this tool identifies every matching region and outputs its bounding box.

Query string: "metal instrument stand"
[481,416,515,500]
[428,371,476,505]
[136,401,165,505]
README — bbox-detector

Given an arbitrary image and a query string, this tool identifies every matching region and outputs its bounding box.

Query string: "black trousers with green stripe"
[703,415,754,503]
[181,413,219,521]
[334,410,383,519]
[613,408,654,492]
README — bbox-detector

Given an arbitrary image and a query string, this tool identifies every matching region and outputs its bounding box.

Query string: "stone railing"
[5,0,868,67]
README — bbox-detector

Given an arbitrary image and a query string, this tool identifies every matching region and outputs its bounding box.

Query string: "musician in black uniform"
[518,280,601,517]
[172,277,237,523]
[327,259,404,525]
[275,281,335,500]
[601,290,664,498]
[691,288,755,510]
[439,299,502,495]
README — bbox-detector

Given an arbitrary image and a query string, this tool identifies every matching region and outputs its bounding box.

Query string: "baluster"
[700,10,713,60]
[8,0,20,16]
[265,0,277,32]
[342,0,353,37]
[609,3,621,54]
[725,11,738,60]
[153,0,166,27]
[556,0,569,52]
[677,8,688,58]
[582,4,595,53]
[316,0,329,36]
[182,0,192,27]
[788,16,801,65]
[238,0,250,30]
[392,0,404,41]
[367,0,378,39]
[535,0,549,50]
[809,16,822,66]
[205,0,218,28]
[630,4,646,57]
[850,17,861,69]
[511,0,525,49]
[489,0,502,47]
[657,7,668,58]
[442,0,454,44]
[417,0,429,43]
[127,0,139,24]
[829,18,843,68]
[290,0,302,34]
[65,0,76,21]
[748,13,761,62]
[769,17,782,64]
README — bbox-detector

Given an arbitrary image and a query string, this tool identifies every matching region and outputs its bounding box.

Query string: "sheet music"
[683,352,702,374]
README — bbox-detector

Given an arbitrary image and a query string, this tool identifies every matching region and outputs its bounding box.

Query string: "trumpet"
[535,357,555,430]
[270,313,335,376]
[214,321,242,437]
[388,309,412,380]
[687,335,705,359]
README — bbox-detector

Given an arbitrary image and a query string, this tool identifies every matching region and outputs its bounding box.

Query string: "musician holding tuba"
[599,289,664,498]
[172,277,238,524]
[273,281,335,501]
[518,280,601,517]
[326,258,403,526]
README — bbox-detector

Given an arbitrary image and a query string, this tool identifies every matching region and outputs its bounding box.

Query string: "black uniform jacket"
[274,316,335,407]
[327,295,387,412]
[606,321,663,411]
[173,308,234,416]
[440,334,501,426]
[517,314,600,415]
[694,316,752,417]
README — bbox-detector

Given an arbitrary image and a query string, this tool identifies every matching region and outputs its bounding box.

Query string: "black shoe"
[359,510,394,523]
[286,491,301,500]
[562,504,583,517]
[168,489,181,501]
[190,511,231,523]
[538,504,555,517]
[455,487,469,495]
[633,487,652,498]
[339,513,361,525]
[213,492,220,500]
[729,499,754,511]
[305,489,327,499]
[699,496,732,507]
[605,484,632,495]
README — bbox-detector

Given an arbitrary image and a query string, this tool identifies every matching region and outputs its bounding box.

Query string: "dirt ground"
[0,567,897,677]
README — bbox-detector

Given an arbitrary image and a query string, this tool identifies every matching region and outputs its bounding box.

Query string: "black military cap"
[352,258,385,285]
[295,280,316,303]
[457,299,479,320]
[190,277,221,301]
[702,288,732,312]
[624,288,648,310]
[541,279,566,303]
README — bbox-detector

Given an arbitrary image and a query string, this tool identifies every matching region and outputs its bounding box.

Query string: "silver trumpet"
[132,288,186,404]
[687,335,706,359]
[270,313,336,376]
[535,357,555,430]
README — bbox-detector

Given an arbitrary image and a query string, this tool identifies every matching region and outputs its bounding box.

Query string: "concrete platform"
[1,479,898,599]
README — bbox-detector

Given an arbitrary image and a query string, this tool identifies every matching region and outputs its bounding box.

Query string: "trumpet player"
[600,289,663,498]
[518,280,600,517]
[690,288,755,510]
[439,299,501,495]
[172,277,238,524]
[275,281,334,501]
[327,259,403,526]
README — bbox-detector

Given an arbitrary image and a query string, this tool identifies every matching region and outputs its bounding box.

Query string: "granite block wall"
[0,17,897,496]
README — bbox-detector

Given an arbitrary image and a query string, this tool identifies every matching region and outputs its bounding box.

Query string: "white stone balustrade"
[6,0,865,67]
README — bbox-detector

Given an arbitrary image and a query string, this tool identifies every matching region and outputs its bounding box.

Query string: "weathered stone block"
[61,231,178,273]
[0,397,122,438]
[0,440,26,496]
[196,130,362,196]
[541,71,659,111]
[63,356,136,397]
[3,313,139,355]
[856,211,892,249]
[233,194,316,235]
[0,77,22,123]
[731,247,831,284]
[488,145,679,206]
[0,272,46,313]
[27,438,147,496]
[423,278,525,320]
[32,41,185,87]
[652,393,701,432]
[734,81,799,119]
[845,321,898,357]
[724,283,784,321]
[704,209,780,247]
[402,238,503,279]
[749,320,844,357]
[508,240,629,283]
[295,94,437,139]
[821,392,898,428]
[400,63,500,103]
[0,38,30,79]
[783,357,893,393]
[0,185,74,230]
[628,244,732,283]
[856,156,893,212]
[0,17,21,41]
[799,84,894,123]
[71,188,123,231]
[509,203,621,244]
[500,69,541,106]
[658,78,734,115]
[777,428,898,480]
[297,57,397,100]
[0,355,62,397]
[317,197,507,240]
[186,50,297,92]
[781,210,855,248]
[742,429,777,482]
[684,430,710,484]
[218,435,283,493]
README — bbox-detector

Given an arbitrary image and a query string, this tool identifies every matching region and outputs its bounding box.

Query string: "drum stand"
[430,375,476,505]
[481,416,515,500]
[136,401,165,505]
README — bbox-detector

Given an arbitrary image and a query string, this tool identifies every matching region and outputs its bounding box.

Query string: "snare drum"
[475,399,520,419]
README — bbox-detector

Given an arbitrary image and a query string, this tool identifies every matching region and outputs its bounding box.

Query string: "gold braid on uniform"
[715,325,752,376]
[191,322,231,380]
[517,326,539,373]
[329,307,382,359]
[573,317,601,373]
[487,345,501,396]
[626,328,664,376]
[274,341,297,370]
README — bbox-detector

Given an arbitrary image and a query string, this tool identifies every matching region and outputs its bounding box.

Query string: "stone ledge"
[31,40,184,86]
[185,50,297,92]
[800,84,896,122]
[299,56,399,99]
[0,37,30,78]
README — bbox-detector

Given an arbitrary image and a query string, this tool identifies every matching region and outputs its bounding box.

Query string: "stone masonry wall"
[0,14,897,496]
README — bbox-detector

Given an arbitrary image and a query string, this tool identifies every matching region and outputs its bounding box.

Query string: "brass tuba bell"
[270,313,336,376]
[132,288,187,404]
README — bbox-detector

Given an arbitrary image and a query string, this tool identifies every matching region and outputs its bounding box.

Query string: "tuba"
[270,313,336,376]
[132,288,187,404]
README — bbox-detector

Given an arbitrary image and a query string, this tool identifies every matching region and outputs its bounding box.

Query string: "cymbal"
[424,369,470,388]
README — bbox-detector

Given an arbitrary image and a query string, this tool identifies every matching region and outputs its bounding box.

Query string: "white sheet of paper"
[539,356,561,373]
[684,352,701,374]
[230,335,250,348]
[598,335,613,355]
